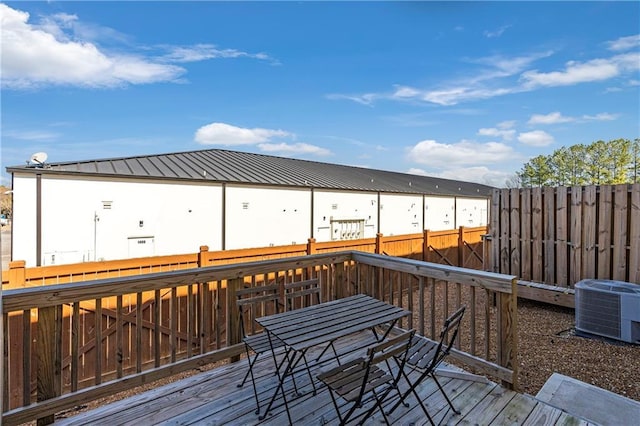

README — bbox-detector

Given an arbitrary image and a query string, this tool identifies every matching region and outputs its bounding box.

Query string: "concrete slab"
[536,373,640,426]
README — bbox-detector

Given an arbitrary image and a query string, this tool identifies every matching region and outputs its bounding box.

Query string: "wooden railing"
[2,227,487,288]
[1,250,515,425]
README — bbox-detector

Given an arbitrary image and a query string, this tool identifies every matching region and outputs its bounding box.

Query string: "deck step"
[535,373,640,426]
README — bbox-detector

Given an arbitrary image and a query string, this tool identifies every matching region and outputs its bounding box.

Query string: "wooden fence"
[1,251,516,425]
[489,184,640,290]
[2,226,487,288]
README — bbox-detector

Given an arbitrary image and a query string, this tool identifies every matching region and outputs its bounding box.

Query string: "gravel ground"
[51,297,639,422]
[517,299,639,401]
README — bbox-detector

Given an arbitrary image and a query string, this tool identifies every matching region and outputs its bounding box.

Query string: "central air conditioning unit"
[575,279,640,344]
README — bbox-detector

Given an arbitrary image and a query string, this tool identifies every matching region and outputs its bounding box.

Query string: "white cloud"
[518,130,554,147]
[408,166,510,187]
[194,122,291,145]
[258,143,331,156]
[325,93,378,106]
[483,25,512,39]
[407,139,514,168]
[521,52,640,88]
[160,44,277,64]
[0,4,185,89]
[528,112,574,125]
[606,34,640,51]
[582,112,618,121]
[4,130,60,141]
[477,121,516,140]
[528,111,618,125]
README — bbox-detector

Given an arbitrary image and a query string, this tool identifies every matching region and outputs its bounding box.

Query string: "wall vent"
[575,279,640,344]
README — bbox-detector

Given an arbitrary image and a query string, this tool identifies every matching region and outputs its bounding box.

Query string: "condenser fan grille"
[576,287,621,338]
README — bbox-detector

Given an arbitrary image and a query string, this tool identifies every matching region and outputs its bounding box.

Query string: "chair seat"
[243,331,285,354]
[319,358,393,401]
[406,335,438,369]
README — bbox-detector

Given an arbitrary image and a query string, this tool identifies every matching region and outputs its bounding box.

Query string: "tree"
[518,155,553,187]
[628,138,640,184]
[549,144,587,186]
[606,138,631,184]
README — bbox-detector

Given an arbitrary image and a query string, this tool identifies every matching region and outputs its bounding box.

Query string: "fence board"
[612,185,628,281]
[531,188,543,282]
[630,184,640,283]
[500,188,510,274]
[582,186,597,279]
[543,187,555,284]
[555,187,568,287]
[510,190,521,277]
[570,187,582,284]
[597,187,612,279]
[521,188,531,281]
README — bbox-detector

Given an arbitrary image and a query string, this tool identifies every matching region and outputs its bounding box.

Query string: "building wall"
[10,173,489,266]
[424,196,456,231]
[225,185,311,249]
[312,190,378,241]
[12,173,222,265]
[379,193,423,236]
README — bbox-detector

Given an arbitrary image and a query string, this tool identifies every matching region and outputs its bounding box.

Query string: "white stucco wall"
[424,196,456,231]
[379,194,423,236]
[11,174,38,266]
[10,172,490,266]
[455,197,489,228]
[12,174,222,266]
[312,190,378,241]
[224,185,311,249]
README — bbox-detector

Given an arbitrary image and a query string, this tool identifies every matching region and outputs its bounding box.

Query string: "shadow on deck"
[54,331,589,426]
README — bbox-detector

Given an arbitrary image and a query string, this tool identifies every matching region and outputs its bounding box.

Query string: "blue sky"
[1,1,639,188]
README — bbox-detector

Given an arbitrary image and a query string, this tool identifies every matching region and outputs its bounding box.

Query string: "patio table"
[255,293,411,424]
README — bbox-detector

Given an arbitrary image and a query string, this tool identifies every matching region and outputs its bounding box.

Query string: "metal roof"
[7,148,494,197]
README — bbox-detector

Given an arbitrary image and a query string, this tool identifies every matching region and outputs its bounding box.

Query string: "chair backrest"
[236,283,282,337]
[284,278,321,311]
[429,305,466,371]
[369,329,415,367]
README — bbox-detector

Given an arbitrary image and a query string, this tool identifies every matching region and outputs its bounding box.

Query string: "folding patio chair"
[235,283,286,414]
[317,329,415,425]
[387,305,466,425]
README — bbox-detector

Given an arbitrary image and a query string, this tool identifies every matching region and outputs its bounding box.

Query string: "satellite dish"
[29,152,48,166]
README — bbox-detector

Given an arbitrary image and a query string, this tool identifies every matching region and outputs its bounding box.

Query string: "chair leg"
[237,349,261,414]
[432,373,460,414]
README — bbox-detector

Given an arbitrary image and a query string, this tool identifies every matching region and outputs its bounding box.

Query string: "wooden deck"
[54,331,590,426]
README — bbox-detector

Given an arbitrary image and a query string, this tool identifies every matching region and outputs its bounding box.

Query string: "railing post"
[8,261,26,288]
[497,278,519,390]
[36,305,62,425]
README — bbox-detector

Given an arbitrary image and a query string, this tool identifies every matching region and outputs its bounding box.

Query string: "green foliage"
[517,138,639,188]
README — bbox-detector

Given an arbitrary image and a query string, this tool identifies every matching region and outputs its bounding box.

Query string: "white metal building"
[6,149,493,266]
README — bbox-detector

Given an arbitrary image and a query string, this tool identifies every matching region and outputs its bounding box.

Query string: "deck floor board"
[54,331,579,425]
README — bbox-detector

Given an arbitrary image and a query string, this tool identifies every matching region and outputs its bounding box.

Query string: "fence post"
[423,230,430,262]
[458,226,465,267]
[8,261,26,288]
[198,245,209,267]
[306,238,316,255]
[375,233,383,254]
